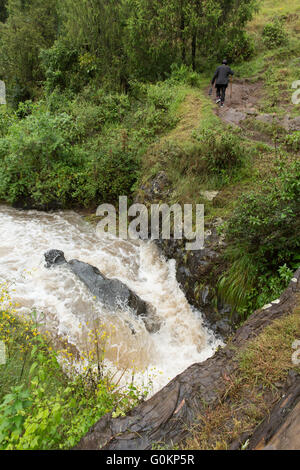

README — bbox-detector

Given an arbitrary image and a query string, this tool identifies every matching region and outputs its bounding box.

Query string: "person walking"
[211,59,234,107]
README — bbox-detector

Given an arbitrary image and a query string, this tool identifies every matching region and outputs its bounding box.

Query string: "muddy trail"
[209,78,300,145]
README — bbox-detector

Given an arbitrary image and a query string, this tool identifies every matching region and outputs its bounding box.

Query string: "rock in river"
[44,249,161,333]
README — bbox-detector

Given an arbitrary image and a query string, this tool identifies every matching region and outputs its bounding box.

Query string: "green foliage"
[0,105,139,208]
[40,40,81,95]
[0,0,8,22]
[219,158,300,317]
[0,108,17,137]
[0,308,148,450]
[262,18,288,48]
[218,255,294,320]
[0,108,81,208]
[168,64,202,88]
[195,128,247,173]
[227,159,300,267]
[0,0,58,105]
[0,79,183,209]
[219,31,255,63]
[285,131,300,152]
[0,0,259,101]
[0,385,32,445]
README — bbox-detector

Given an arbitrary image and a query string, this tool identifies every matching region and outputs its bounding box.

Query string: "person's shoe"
[220,103,224,107]
[216,98,221,104]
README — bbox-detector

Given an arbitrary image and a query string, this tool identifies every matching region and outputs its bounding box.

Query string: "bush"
[194,128,247,174]
[40,40,82,95]
[227,159,300,267]
[0,108,17,138]
[219,159,300,317]
[262,19,288,48]
[0,292,148,450]
[168,64,202,88]
[0,107,138,209]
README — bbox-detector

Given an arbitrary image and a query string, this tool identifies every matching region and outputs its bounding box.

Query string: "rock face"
[44,249,160,333]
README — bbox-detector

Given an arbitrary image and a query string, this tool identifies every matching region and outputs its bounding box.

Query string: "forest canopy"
[0,0,258,103]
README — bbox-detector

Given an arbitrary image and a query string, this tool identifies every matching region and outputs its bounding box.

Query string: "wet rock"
[201,286,210,305]
[44,249,161,334]
[214,319,232,337]
[137,171,172,204]
[44,249,67,268]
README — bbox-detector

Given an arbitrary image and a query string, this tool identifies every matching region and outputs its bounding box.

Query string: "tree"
[0,0,58,104]
[0,0,8,22]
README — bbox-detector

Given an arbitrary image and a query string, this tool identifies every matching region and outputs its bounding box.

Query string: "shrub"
[285,131,300,152]
[227,159,300,268]
[40,40,82,94]
[0,107,138,209]
[262,19,288,48]
[219,32,255,63]
[168,64,202,88]
[0,295,148,450]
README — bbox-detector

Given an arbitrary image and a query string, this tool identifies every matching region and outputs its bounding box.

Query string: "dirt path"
[210,79,263,127]
[210,78,300,137]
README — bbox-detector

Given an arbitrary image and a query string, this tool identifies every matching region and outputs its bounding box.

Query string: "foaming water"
[0,205,222,395]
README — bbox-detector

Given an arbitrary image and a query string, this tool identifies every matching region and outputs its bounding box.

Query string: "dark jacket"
[211,64,234,86]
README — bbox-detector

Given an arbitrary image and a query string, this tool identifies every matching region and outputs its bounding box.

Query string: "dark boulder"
[44,249,161,333]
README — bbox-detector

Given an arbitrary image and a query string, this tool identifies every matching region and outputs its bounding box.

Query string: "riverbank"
[0,291,148,450]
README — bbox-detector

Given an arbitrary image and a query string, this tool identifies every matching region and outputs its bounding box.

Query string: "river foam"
[0,205,222,395]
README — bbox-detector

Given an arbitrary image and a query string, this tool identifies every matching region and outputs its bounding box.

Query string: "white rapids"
[0,205,222,396]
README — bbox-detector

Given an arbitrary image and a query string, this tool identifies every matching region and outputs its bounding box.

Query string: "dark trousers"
[216,84,227,103]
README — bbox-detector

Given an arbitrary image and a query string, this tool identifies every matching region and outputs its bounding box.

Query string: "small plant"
[285,131,300,152]
[262,19,288,48]
[218,159,300,318]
